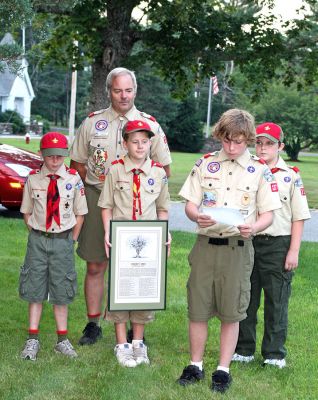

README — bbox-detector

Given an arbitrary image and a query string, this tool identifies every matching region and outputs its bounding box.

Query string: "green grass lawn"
[0,218,317,400]
[1,137,317,208]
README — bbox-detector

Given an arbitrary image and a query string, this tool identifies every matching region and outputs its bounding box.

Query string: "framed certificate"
[108,220,168,311]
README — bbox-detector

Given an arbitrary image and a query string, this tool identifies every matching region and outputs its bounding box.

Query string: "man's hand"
[197,214,217,228]
[237,224,255,239]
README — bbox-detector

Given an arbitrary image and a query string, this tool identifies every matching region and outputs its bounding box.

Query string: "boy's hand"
[284,249,299,271]
[165,232,172,258]
[104,233,112,258]
[197,214,217,228]
[237,224,255,239]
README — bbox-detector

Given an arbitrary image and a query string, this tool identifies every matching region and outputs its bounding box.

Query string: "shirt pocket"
[89,137,108,155]
[32,189,47,201]
[59,189,75,213]
[235,183,258,210]
[280,190,290,204]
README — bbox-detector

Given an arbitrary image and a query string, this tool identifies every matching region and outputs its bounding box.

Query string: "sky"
[273,0,307,21]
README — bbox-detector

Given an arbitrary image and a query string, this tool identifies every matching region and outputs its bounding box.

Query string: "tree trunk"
[88,0,140,111]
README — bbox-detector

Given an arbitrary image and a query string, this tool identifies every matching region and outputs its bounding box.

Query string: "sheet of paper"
[202,207,245,226]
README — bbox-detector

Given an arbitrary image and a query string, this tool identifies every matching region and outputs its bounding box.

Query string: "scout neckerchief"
[131,168,143,220]
[46,174,61,230]
[271,167,280,174]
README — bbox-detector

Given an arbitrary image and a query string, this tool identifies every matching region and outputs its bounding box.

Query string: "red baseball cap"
[122,120,154,139]
[40,132,69,157]
[256,122,284,143]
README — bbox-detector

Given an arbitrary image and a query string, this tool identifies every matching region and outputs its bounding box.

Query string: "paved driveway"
[170,202,318,242]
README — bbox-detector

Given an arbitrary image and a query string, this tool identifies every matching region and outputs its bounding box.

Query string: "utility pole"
[68,40,78,144]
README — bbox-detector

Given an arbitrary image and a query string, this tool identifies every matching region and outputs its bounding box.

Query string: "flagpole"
[205,77,213,139]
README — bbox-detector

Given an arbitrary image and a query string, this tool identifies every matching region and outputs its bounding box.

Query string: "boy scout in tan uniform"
[20,132,88,361]
[177,109,281,393]
[98,119,170,368]
[70,68,172,345]
[233,122,311,369]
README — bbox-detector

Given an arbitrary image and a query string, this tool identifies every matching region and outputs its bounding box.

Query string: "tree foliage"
[236,79,318,161]
[30,0,318,111]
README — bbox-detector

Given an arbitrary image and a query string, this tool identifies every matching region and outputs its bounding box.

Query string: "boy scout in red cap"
[177,109,282,393]
[19,132,88,360]
[98,120,171,367]
[233,122,311,368]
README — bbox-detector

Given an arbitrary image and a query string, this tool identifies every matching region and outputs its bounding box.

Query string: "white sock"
[191,361,203,371]
[117,342,132,349]
[217,365,229,374]
[132,339,143,347]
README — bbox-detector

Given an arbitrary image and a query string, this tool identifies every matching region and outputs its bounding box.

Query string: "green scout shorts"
[19,230,77,305]
[105,310,155,324]
[187,235,254,323]
[77,184,106,263]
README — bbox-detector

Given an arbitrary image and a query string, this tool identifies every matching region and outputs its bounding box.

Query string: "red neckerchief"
[131,168,143,220]
[46,174,60,230]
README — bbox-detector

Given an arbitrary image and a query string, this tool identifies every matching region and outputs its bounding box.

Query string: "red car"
[0,143,42,210]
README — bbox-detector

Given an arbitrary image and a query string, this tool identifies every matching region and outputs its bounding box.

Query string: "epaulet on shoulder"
[67,168,78,175]
[288,165,300,173]
[151,160,163,168]
[251,154,266,164]
[203,152,213,159]
[111,158,124,166]
[88,109,105,118]
[29,169,40,175]
[140,111,156,122]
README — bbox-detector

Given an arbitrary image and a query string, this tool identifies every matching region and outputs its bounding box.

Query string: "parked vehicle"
[0,143,42,209]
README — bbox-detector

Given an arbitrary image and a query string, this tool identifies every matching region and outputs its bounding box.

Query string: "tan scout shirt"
[98,155,170,220]
[20,164,88,232]
[179,149,282,237]
[258,156,311,236]
[70,106,172,190]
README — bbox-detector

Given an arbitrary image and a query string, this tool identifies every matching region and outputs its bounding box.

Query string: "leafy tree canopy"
[29,0,318,110]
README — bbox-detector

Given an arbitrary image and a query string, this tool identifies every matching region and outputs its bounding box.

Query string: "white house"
[0,33,35,123]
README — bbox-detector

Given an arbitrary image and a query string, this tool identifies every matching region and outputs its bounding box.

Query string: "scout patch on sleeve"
[300,187,306,196]
[294,178,303,187]
[195,158,203,167]
[263,167,275,182]
[271,182,278,192]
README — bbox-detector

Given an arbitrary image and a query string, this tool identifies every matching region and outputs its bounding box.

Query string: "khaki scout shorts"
[187,235,254,323]
[77,184,106,263]
[19,230,77,305]
[105,310,155,324]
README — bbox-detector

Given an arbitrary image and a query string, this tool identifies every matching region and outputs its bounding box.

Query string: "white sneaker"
[232,353,255,363]
[54,339,78,358]
[21,339,40,361]
[133,342,150,365]
[263,358,286,369]
[115,343,137,367]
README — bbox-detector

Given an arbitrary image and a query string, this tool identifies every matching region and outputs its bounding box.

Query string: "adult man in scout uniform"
[233,122,311,368]
[176,109,282,393]
[69,67,172,345]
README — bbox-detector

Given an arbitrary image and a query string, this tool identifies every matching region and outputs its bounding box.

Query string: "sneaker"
[133,342,150,365]
[54,339,78,358]
[21,339,40,361]
[177,365,205,386]
[211,370,232,393]
[78,322,102,345]
[232,353,255,363]
[115,343,137,368]
[263,358,286,369]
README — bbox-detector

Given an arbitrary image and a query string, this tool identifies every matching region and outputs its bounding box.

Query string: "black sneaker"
[78,322,102,345]
[211,370,232,393]
[177,365,205,386]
